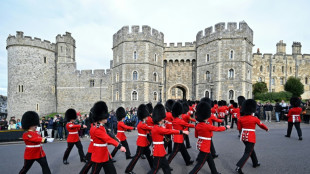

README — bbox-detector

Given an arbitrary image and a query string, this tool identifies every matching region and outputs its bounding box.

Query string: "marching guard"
[164,99,175,154]
[285,97,303,140]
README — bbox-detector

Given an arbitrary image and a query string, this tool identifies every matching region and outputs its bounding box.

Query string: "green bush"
[254,91,292,102]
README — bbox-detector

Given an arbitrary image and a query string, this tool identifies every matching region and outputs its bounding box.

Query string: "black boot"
[63,160,69,165]
[299,137,303,141]
[253,162,260,168]
[235,167,244,174]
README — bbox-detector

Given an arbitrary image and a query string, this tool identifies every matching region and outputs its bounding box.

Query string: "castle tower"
[112,26,164,108]
[276,40,286,54]
[292,42,302,55]
[195,21,254,101]
[6,31,56,119]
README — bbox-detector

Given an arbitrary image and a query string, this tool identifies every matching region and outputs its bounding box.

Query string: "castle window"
[229,90,234,100]
[247,69,250,79]
[154,73,157,82]
[18,85,24,92]
[206,71,211,81]
[271,78,275,85]
[153,92,158,101]
[90,80,95,87]
[267,66,270,72]
[205,91,210,98]
[282,66,284,73]
[206,54,210,62]
[61,46,63,52]
[132,91,138,101]
[154,54,157,62]
[305,77,308,85]
[229,50,234,59]
[171,88,175,96]
[258,77,262,82]
[260,66,263,72]
[116,91,119,101]
[228,69,234,79]
[280,77,284,85]
[116,73,119,82]
[272,89,275,92]
[133,71,138,80]
[44,57,47,63]
[290,67,292,74]
[36,104,39,112]
[273,66,275,72]
[133,51,137,60]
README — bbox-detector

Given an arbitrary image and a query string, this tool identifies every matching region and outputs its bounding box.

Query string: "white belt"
[219,112,225,117]
[26,144,42,148]
[153,141,164,145]
[69,132,78,134]
[166,122,172,124]
[93,143,107,147]
[90,139,93,142]
[117,130,125,133]
[198,136,211,140]
[138,133,147,137]
[233,113,237,118]
[240,129,255,141]
[292,115,300,123]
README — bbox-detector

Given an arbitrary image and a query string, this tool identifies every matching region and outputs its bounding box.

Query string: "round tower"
[7,31,57,119]
[111,25,164,109]
[195,21,254,101]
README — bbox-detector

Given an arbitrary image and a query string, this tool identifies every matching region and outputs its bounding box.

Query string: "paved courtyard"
[0,122,309,174]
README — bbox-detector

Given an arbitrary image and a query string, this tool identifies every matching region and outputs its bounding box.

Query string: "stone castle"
[6,21,310,118]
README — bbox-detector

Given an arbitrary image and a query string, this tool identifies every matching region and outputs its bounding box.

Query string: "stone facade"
[7,21,309,119]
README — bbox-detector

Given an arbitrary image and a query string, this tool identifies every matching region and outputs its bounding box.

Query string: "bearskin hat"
[230,100,235,104]
[290,97,301,107]
[137,104,149,121]
[152,103,166,124]
[165,99,175,112]
[172,101,183,118]
[65,108,77,121]
[218,100,222,107]
[196,102,211,122]
[241,99,257,115]
[182,102,189,114]
[21,111,40,130]
[91,101,108,122]
[200,97,212,106]
[237,96,246,107]
[146,103,153,115]
[116,107,126,121]
[222,100,227,106]
[214,100,218,105]
[233,102,238,108]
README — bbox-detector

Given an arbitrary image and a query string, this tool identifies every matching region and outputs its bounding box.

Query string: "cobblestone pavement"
[0,122,309,174]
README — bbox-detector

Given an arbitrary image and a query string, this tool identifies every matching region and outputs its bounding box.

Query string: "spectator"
[40,117,48,137]
[255,102,262,119]
[10,116,16,124]
[0,117,8,130]
[275,102,282,122]
[84,114,90,137]
[8,120,17,130]
[16,118,22,129]
[47,117,54,138]
[264,102,273,122]
[303,100,310,124]
[54,115,63,140]
[280,100,288,120]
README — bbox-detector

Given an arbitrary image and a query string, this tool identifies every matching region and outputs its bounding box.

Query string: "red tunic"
[23,131,46,160]
[172,117,195,143]
[217,107,226,118]
[91,125,120,163]
[214,104,218,110]
[207,114,223,137]
[116,121,134,141]
[146,116,154,127]
[87,124,96,153]
[287,107,302,123]
[228,105,234,113]
[136,121,152,147]
[231,108,240,119]
[195,122,226,153]
[66,122,81,143]
[165,112,174,129]
[237,115,268,143]
[151,125,180,157]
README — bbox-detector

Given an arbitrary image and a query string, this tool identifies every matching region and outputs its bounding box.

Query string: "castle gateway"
[7,21,310,118]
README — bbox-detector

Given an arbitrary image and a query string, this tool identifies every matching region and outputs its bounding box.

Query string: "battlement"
[77,69,111,77]
[164,42,196,51]
[56,32,76,46]
[7,31,56,51]
[113,25,164,48]
[292,42,301,46]
[196,21,253,47]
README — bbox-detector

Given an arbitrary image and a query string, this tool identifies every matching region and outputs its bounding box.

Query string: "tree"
[252,82,268,95]
[284,77,304,97]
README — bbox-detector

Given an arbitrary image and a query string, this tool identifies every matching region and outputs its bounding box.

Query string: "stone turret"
[56,32,76,63]
[292,42,302,55]
[276,40,286,54]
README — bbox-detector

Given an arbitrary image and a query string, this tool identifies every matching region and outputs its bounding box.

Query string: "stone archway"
[168,84,189,101]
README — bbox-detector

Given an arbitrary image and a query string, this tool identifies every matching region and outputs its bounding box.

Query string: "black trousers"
[168,142,191,165]
[111,139,131,158]
[147,156,171,174]
[79,152,93,174]
[231,118,238,128]
[184,133,191,148]
[189,151,218,174]
[90,159,116,174]
[218,118,226,126]
[164,135,172,154]
[210,139,216,157]
[236,141,258,168]
[287,122,302,137]
[125,146,153,173]
[304,115,310,124]
[19,156,51,174]
[63,141,85,161]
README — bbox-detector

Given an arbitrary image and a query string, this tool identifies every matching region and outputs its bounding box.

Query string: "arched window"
[116,73,119,82]
[229,50,234,59]
[206,54,210,62]
[228,69,234,78]
[305,77,308,85]
[282,66,284,73]
[154,54,157,62]
[271,78,275,85]
[133,51,137,60]
[132,91,138,101]
[280,77,284,85]
[90,80,95,87]
[154,73,157,82]
[44,57,47,63]
[258,77,262,82]
[205,91,210,98]
[260,66,263,72]
[247,69,250,79]
[206,71,211,81]
[267,66,269,72]
[133,71,138,80]
[273,66,275,72]
[229,90,234,100]
[290,67,292,74]
[153,92,158,101]
[116,91,119,101]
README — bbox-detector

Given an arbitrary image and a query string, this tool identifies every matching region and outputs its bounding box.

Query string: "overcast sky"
[0,0,309,96]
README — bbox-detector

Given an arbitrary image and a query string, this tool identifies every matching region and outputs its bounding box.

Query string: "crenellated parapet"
[113,25,164,48]
[7,31,56,52]
[76,69,112,77]
[196,21,253,47]
[164,42,196,52]
[56,32,75,46]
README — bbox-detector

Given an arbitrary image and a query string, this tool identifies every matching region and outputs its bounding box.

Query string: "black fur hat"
[196,102,211,122]
[137,104,149,121]
[91,101,108,122]
[218,100,223,107]
[165,99,175,112]
[230,100,235,104]
[21,111,40,130]
[182,102,189,114]
[116,107,126,121]
[241,99,257,115]
[146,103,153,115]
[172,102,183,118]
[200,97,213,107]
[233,102,238,108]
[290,97,301,107]
[237,96,246,107]
[65,108,77,121]
[214,100,218,104]
[152,103,166,124]
[222,100,227,106]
